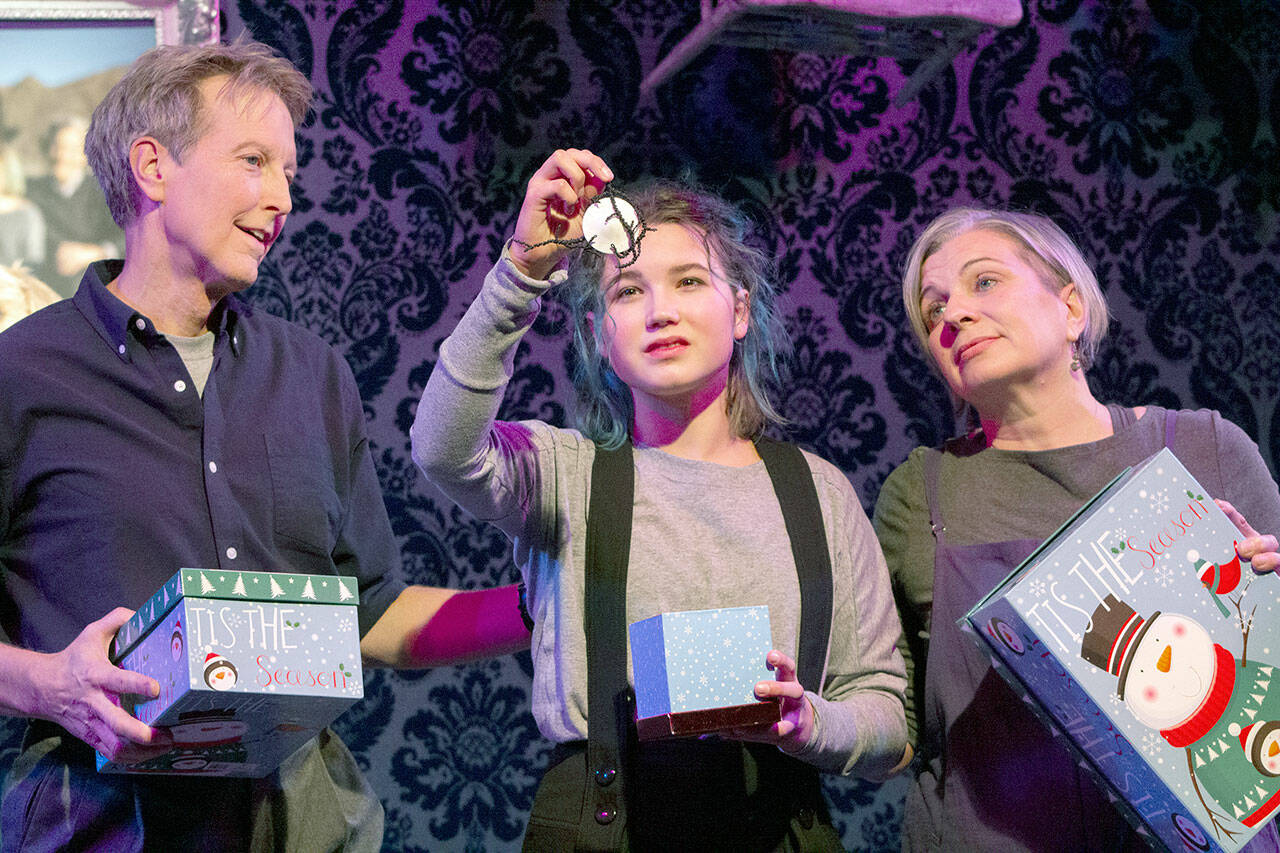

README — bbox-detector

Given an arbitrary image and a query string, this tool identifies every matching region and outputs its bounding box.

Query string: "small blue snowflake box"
[963,448,1280,852]
[98,568,363,777]
[629,605,781,740]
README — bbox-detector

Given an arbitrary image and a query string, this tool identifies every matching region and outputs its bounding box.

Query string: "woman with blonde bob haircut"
[873,206,1280,850]
[901,208,1108,369]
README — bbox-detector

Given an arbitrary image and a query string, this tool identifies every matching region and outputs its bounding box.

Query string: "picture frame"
[0,1,219,47]
[0,0,218,314]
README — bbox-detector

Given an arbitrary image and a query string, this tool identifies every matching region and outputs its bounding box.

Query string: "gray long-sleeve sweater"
[411,255,908,779]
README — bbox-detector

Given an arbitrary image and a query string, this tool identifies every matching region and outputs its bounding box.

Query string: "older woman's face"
[918,228,1079,405]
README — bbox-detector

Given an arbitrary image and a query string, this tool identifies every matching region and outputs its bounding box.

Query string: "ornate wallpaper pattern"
[219,1,1280,849]
[2,1,1276,850]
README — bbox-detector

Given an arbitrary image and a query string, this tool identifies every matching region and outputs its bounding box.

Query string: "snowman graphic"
[170,619,184,661]
[170,707,248,749]
[203,651,238,691]
[1081,591,1279,842]
[130,708,250,774]
[1239,721,1280,777]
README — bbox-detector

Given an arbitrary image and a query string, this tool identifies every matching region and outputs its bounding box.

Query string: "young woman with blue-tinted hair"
[412,148,908,851]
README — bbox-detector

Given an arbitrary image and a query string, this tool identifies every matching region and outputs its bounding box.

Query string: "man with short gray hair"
[0,40,527,850]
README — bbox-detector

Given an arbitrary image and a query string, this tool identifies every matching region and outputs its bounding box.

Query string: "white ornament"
[581,196,640,256]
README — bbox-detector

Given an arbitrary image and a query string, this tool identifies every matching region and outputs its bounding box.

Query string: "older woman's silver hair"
[86,40,312,227]
[900,207,1110,371]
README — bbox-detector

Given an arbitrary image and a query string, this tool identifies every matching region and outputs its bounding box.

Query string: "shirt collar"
[73,260,248,360]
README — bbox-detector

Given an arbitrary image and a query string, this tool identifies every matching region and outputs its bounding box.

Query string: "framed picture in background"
[0,0,217,326]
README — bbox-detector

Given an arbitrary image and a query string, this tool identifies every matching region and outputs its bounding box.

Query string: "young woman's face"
[596,222,749,414]
[918,228,1079,405]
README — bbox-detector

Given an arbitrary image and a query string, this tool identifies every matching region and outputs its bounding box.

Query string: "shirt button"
[174,380,187,393]
[595,807,616,825]
[134,318,145,331]
[226,547,238,560]
[208,461,218,473]
[117,344,126,355]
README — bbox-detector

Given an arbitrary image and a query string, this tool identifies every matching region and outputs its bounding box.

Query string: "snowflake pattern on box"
[0,0,1258,846]
[100,569,363,777]
[630,606,773,718]
[967,449,1280,852]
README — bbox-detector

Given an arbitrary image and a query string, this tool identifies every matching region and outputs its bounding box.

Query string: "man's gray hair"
[86,40,312,227]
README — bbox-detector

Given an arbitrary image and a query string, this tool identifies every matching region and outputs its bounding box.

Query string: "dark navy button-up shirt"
[0,260,404,654]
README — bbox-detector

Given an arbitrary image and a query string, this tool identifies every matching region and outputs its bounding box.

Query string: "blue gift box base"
[636,698,781,741]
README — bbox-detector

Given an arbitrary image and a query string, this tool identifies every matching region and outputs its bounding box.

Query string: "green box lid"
[113,569,358,662]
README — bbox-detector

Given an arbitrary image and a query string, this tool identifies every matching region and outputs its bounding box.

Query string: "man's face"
[157,76,296,294]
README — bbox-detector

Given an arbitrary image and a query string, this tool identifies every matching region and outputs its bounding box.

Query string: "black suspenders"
[576,440,634,850]
[577,437,834,850]
[756,437,835,692]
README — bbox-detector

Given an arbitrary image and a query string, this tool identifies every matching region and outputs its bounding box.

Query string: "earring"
[1069,340,1081,372]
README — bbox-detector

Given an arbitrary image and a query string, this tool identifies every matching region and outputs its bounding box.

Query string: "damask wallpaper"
[2,1,1275,850]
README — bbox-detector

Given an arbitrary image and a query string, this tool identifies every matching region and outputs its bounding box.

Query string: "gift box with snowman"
[965,448,1278,853]
[99,568,363,777]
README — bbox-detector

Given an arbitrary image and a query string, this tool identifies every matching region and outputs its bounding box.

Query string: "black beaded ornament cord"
[510,185,653,268]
